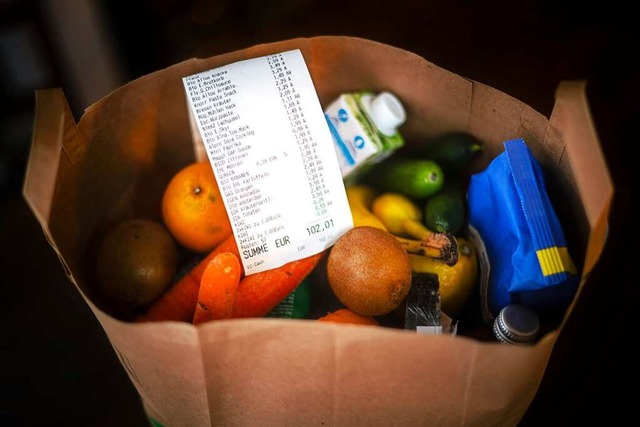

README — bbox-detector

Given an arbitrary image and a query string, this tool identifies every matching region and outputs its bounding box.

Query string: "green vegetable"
[373,157,444,199]
[419,131,484,172]
[424,182,466,235]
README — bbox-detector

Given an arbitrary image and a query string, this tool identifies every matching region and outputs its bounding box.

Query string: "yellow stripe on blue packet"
[467,138,578,321]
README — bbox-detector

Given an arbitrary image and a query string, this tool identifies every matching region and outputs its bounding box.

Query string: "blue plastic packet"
[467,138,578,323]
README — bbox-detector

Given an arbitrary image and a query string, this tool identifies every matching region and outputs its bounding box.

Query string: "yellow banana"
[345,185,388,230]
[370,192,421,235]
[371,192,458,266]
[396,235,458,266]
[409,237,478,315]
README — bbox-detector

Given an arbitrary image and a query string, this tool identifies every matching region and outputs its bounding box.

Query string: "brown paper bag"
[23,36,613,427]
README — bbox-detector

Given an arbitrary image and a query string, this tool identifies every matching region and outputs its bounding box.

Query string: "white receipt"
[183,49,353,275]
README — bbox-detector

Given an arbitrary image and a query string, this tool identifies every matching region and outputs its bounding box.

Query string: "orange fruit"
[96,218,179,309]
[162,161,233,253]
[317,308,379,326]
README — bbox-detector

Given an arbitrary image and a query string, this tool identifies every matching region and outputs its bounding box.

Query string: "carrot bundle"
[135,232,325,324]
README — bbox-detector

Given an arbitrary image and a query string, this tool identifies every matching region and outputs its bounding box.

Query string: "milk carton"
[324,91,406,183]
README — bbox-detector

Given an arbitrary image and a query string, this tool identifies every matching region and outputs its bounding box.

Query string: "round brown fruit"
[96,218,179,309]
[327,226,412,316]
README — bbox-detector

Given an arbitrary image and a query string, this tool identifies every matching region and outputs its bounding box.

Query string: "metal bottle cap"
[493,304,540,345]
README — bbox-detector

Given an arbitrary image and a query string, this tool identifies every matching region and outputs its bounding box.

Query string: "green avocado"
[419,131,484,172]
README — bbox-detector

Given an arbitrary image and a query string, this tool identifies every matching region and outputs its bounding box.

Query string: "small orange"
[162,161,233,253]
[317,308,379,326]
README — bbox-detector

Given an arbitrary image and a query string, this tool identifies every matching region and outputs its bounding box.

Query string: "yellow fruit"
[371,192,458,264]
[408,237,478,316]
[345,185,387,230]
[371,192,422,235]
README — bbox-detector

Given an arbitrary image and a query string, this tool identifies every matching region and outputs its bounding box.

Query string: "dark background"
[1,1,636,425]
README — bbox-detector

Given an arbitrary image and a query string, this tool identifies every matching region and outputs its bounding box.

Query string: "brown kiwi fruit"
[96,218,179,309]
[327,226,412,316]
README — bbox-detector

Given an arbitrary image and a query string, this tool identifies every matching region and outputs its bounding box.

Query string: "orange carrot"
[135,234,241,323]
[135,232,325,322]
[192,252,242,325]
[231,251,326,318]
[317,308,379,326]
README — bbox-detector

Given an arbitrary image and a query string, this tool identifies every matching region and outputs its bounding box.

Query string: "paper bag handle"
[23,88,85,229]
[550,80,614,277]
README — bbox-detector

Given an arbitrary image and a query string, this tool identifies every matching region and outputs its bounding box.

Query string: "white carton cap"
[362,91,406,136]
